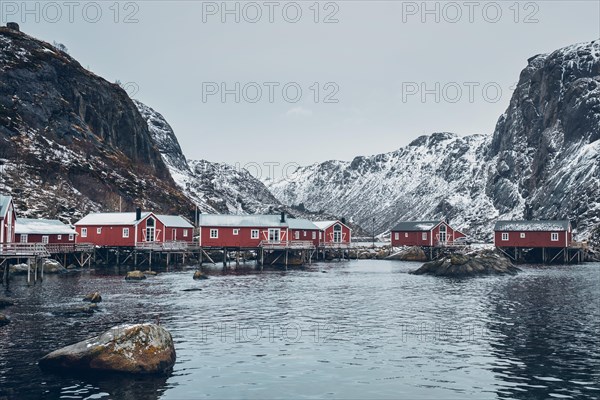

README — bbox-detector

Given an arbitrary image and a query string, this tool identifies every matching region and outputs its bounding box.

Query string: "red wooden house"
[15,218,76,244]
[314,220,352,246]
[494,220,572,248]
[74,210,192,247]
[0,194,16,244]
[391,220,465,247]
[198,213,319,248]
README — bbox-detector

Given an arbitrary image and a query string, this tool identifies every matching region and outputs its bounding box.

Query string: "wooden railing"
[320,242,351,249]
[259,240,316,250]
[46,243,95,254]
[0,243,50,257]
[135,241,190,251]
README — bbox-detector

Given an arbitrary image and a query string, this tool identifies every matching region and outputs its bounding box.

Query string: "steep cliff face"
[0,27,193,222]
[268,40,600,240]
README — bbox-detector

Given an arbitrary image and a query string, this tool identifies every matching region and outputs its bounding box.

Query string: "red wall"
[163,227,194,243]
[200,226,289,248]
[76,214,171,247]
[494,230,572,248]
[290,229,320,246]
[391,222,465,247]
[321,222,352,245]
[16,233,75,244]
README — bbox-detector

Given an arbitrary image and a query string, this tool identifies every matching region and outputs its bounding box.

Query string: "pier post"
[27,258,31,284]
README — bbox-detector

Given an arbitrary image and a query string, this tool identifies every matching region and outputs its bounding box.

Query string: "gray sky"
[4,1,599,177]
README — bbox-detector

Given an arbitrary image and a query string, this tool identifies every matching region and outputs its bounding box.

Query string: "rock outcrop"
[82,292,102,303]
[0,313,10,326]
[125,271,147,281]
[387,247,428,262]
[192,271,208,280]
[411,250,520,277]
[39,323,176,374]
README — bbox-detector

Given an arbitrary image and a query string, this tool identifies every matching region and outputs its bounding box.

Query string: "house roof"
[16,218,76,235]
[198,214,287,228]
[156,215,194,228]
[0,195,12,219]
[391,221,442,232]
[494,220,571,232]
[75,212,153,226]
[287,218,320,230]
[313,220,350,231]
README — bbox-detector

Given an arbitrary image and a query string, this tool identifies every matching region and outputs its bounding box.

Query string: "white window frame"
[183,229,188,237]
[319,232,323,240]
[405,233,408,238]
[210,229,218,239]
[20,234,28,243]
[294,231,300,240]
[69,234,74,241]
[96,227,102,235]
[394,233,399,240]
[520,233,526,239]
[57,235,62,240]
[81,228,87,238]
[123,228,130,238]
[422,232,427,240]
[303,231,307,237]
[312,231,316,240]
[233,229,239,236]
[501,232,509,241]
[251,229,259,239]
[551,232,559,241]
[42,236,49,244]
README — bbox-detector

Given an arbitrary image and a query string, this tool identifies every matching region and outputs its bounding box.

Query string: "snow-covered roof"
[75,212,152,226]
[391,221,441,232]
[494,220,571,232]
[199,214,287,228]
[287,218,320,230]
[314,221,343,230]
[16,218,76,235]
[0,195,12,219]
[156,215,193,228]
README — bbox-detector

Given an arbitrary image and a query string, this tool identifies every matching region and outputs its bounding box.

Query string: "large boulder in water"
[82,292,102,303]
[125,271,147,281]
[39,323,176,374]
[387,247,428,262]
[0,313,10,326]
[411,249,520,277]
[43,259,67,274]
[193,271,208,280]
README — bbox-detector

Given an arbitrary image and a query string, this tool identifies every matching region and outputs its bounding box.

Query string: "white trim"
[20,234,28,243]
[69,234,74,241]
[422,232,427,241]
[233,228,239,236]
[42,235,49,244]
[251,229,259,239]
[551,232,559,242]
[210,229,218,239]
[501,232,509,241]
[57,235,62,240]
[520,232,526,239]
[123,228,130,238]
[81,228,87,238]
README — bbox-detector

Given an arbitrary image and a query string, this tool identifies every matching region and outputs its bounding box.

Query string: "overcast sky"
[4,1,599,176]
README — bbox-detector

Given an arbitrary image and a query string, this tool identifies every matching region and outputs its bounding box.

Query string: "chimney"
[341,218,346,225]
[136,207,142,221]
[6,22,20,32]
[280,212,285,223]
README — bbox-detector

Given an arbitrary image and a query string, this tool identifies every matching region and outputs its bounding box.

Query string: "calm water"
[0,261,599,399]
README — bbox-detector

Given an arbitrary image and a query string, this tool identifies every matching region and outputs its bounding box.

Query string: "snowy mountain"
[268,40,600,240]
[0,26,194,224]
[134,100,283,215]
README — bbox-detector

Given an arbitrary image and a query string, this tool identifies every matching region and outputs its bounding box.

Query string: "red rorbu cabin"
[494,220,572,248]
[74,210,193,247]
[391,220,465,247]
[0,194,16,244]
[198,213,319,248]
[15,218,76,244]
[314,220,352,246]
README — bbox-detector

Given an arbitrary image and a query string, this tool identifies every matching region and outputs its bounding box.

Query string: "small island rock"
[411,249,520,277]
[39,323,176,374]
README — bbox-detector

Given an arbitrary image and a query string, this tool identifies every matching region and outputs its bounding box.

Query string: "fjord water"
[0,261,599,399]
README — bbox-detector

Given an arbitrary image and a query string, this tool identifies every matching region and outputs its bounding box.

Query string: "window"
[312,231,316,240]
[405,233,408,238]
[294,231,300,240]
[81,228,87,238]
[394,233,399,240]
[123,228,129,238]
[520,233,526,239]
[233,229,239,236]
[551,232,559,241]
[303,231,307,237]
[210,229,218,238]
[251,229,259,239]
[69,234,74,241]
[184,229,188,237]
[20,234,28,243]
[319,232,323,239]
[501,232,509,241]
[42,236,49,244]
[57,235,62,240]
[422,232,427,240]
[96,227,102,235]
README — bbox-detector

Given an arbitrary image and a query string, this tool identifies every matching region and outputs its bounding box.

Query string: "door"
[268,228,281,243]
[439,224,447,244]
[333,224,342,243]
[146,218,155,242]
